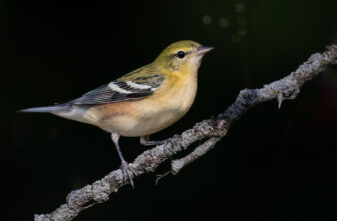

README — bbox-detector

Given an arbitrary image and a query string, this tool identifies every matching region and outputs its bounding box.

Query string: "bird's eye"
[176,51,185,59]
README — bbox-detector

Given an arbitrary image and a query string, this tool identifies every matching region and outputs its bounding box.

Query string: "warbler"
[20,40,213,186]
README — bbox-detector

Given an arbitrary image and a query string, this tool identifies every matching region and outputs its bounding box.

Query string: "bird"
[20,40,213,187]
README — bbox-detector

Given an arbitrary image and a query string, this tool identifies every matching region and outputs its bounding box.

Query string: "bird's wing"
[69,70,165,105]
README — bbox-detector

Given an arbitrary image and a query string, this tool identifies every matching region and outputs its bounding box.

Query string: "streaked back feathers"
[117,64,165,87]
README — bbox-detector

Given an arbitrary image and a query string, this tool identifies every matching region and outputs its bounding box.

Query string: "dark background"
[1,0,337,220]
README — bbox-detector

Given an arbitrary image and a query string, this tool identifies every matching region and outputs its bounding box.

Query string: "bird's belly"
[91,101,190,137]
[106,108,186,137]
[84,87,196,136]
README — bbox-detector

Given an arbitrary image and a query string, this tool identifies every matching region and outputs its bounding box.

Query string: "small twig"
[34,44,337,221]
[155,171,172,185]
[171,137,221,175]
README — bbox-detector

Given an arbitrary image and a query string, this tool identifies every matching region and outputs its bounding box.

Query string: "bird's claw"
[120,160,134,188]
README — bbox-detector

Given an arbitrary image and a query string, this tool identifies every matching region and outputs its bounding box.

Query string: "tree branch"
[34,45,337,221]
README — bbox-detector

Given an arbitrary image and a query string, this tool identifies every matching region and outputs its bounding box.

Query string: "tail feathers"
[18,105,71,113]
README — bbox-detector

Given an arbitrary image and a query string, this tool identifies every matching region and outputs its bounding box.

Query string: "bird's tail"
[18,105,71,113]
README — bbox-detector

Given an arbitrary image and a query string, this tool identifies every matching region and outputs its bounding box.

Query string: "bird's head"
[153,40,213,74]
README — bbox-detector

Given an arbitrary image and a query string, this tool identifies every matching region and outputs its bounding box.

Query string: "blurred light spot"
[232,34,240,43]
[238,29,247,36]
[219,18,230,29]
[235,3,246,14]
[202,15,212,24]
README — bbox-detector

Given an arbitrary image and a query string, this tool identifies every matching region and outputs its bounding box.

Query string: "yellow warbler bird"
[20,40,213,186]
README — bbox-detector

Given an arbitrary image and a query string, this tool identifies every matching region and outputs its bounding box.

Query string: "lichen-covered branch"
[34,45,337,221]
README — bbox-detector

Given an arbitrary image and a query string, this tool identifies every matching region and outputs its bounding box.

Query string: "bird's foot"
[120,160,134,188]
[141,140,166,146]
[140,136,171,146]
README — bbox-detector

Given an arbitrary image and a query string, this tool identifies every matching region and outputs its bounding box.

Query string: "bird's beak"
[196,46,214,56]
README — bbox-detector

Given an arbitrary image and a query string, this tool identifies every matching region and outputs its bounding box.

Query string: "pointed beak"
[196,46,214,56]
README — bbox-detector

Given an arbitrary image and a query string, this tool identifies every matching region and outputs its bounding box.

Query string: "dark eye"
[176,51,185,58]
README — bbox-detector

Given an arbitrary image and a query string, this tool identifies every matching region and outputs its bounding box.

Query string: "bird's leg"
[140,135,167,146]
[111,133,134,188]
